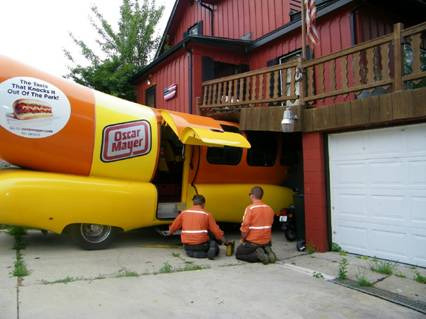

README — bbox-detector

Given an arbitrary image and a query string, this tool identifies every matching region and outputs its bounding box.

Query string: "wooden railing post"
[298,57,305,106]
[393,23,404,91]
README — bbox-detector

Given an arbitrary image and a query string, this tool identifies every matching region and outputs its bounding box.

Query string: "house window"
[246,132,278,167]
[145,86,156,108]
[207,146,242,165]
[279,50,302,107]
[185,21,203,38]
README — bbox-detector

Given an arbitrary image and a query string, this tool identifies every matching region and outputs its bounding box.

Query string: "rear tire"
[284,227,297,242]
[70,224,118,250]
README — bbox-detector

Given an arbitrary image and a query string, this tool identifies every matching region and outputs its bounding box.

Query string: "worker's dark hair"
[192,194,206,205]
[250,186,264,199]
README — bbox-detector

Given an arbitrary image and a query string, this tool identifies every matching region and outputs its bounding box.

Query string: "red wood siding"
[169,0,293,46]
[353,7,393,43]
[249,8,353,69]
[136,51,189,113]
[303,132,328,252]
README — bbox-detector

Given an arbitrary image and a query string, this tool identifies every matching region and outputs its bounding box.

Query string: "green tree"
[64,0,163,101]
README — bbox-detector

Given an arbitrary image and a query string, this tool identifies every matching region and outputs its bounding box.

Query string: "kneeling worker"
[168,194,225,259]
[236,186,277,264]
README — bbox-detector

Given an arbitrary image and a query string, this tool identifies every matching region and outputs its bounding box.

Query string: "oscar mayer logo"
[101,120,151,162]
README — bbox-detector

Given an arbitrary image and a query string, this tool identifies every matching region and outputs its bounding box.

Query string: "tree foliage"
[64,0,163,101]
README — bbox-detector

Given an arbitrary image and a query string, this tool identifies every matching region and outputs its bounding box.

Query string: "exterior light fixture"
[281,106,298,132]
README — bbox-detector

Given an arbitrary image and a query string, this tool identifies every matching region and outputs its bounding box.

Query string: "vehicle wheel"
[284,228,297,242]
[70,223,118,250]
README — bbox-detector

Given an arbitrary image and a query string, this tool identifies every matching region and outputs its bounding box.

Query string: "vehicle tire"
[70,223,118,250]
[284,227,297,242]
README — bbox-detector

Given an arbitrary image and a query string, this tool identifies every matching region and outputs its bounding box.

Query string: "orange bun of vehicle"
[0,55,159,182]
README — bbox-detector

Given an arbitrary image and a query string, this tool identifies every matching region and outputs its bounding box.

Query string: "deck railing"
[198,22,426,114]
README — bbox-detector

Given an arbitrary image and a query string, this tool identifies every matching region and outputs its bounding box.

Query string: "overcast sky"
[0,0,174,77]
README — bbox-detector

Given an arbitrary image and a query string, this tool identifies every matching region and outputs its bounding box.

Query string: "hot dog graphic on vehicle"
[13,98,53,120]
[0,76,70,138]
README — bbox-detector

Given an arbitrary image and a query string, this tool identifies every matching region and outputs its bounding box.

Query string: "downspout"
[198,1,214,36]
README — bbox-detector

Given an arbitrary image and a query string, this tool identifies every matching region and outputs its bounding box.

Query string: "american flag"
[304,0,320,46]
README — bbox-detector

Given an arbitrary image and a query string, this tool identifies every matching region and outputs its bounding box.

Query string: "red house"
[133,0,426,266]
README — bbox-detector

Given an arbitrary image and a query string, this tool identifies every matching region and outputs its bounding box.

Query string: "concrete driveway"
[0,227,424,319]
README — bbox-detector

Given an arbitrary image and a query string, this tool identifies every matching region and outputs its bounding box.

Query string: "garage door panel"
[411,197,426,224]
[333,163,366,184]
[407,160,426,185]
[405,125,426,152]
[412,233,426,266]
[368,194,405,221]
[329,123,426,267]
[365,128,404,155]
[369,161,405,185]
[329,134,366,159]
[335,224,368,251]
[334,193,365,216]
[369,228,408,258]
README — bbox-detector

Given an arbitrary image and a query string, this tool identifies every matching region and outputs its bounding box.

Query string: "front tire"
[70,223,118,250]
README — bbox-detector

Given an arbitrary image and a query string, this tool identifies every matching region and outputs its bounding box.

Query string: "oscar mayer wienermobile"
[0,55,293,249]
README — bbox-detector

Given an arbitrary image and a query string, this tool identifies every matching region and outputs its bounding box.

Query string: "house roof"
[132,35,251,82]
[134,0,426,82]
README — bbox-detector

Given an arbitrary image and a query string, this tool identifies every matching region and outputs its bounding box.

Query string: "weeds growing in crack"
[7,226,29,278]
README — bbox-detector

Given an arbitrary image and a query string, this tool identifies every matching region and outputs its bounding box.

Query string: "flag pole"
[301,0,307,60]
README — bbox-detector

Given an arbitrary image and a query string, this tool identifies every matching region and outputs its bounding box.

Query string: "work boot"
[264,246,277,263]
[207,240,217,260]
[255,247,269,265]
[192,251,207,258]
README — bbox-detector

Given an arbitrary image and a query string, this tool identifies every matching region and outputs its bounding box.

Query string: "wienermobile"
[0,56,293,249]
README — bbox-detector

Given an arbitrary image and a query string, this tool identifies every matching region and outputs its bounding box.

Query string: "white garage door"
[328,123,426,267]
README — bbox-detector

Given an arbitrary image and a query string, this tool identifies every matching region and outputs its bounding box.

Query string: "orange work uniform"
[241,199,274,245]
[169,205,224,245]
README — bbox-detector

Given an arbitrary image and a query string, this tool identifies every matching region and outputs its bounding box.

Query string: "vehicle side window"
[207,146,242,165]
[246,132,277,167]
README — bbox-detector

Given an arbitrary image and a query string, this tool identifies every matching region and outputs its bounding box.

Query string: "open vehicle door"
[159,110,250,148]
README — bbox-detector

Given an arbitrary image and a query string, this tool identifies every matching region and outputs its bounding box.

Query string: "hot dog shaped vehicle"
[0,56,293,249]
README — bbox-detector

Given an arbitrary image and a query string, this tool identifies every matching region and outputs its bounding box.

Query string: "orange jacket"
[169,205,224,245]
[240,199,274,245]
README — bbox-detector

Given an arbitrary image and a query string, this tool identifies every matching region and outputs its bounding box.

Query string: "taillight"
[280,209,288,216]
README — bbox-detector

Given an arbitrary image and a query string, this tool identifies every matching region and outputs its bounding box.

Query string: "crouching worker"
[236,186,277,264]
[168,194,225,259]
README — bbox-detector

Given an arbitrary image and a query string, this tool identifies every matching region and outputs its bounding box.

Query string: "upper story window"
[246,132,278,167]
[185,21,203,38]
[207,146,242,166]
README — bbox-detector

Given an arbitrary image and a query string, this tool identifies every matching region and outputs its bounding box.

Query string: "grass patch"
[313,272,324,279]
[339,251,348,256]
[414,272,426,284]
[172,252,181,258]
[180,264,206,272]
[370,260,395,275]
[394,271,406,278]
[306,243,316,254]
[338,257,349,280]
[331,242,342,252]
[42,276,81,285]
[159,262,173,273]
[13,252,29,277]
[6,226,27,237]
[356,275,373,287]
[115,268,139,278]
